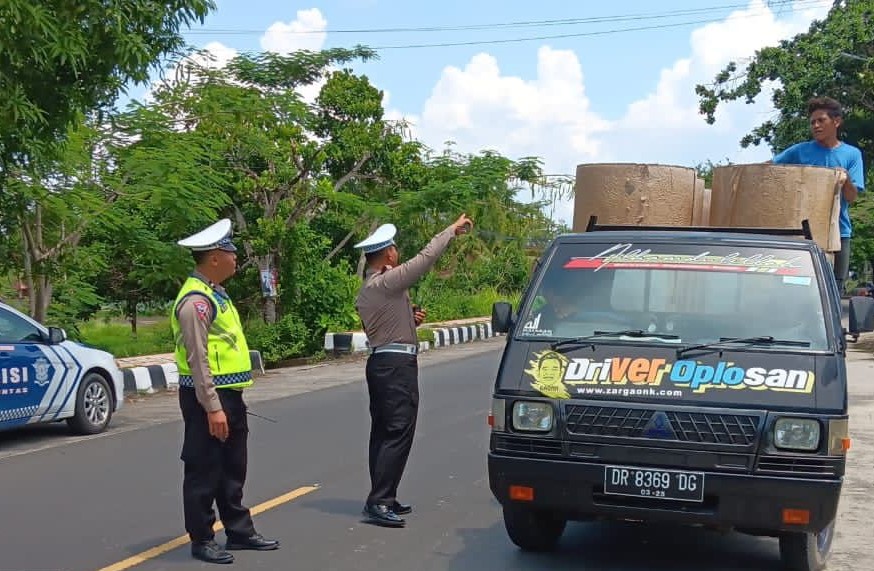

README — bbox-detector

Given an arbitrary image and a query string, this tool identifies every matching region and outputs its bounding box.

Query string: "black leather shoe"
[191,540,234,564]
[392,501,412,515]
[362,503,406,527]
[225,533,280,551]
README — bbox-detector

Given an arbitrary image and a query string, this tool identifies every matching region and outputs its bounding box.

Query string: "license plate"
[603,466,705,502]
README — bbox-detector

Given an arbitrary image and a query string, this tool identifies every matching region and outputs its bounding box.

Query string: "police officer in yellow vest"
[171,219,279,564]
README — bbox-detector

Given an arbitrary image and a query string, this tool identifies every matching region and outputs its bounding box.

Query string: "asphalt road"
[0,336,870,571]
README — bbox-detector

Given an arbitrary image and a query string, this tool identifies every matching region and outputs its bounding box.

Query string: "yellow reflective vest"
[170,276,253,390]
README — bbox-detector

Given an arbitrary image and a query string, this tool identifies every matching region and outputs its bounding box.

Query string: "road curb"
[122,350,266,395]
[324,321,499,354]
[120,317,500,394]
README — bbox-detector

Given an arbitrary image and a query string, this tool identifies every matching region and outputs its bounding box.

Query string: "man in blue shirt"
[772,97,865,295]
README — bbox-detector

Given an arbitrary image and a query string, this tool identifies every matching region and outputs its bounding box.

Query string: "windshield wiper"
[676,335,811,358]
[550,329,680,350]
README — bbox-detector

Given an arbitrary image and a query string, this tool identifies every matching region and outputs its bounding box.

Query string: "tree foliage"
[696,0,874,158]
[0,0,218,323]
[0,0,215,167]
[0,4,572,363]
[696,0,874,277]
[134,46,403,323]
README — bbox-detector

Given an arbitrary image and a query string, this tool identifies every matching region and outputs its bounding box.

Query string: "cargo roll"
[572,163,698,231]
[691,177,712,227]
[709,164,843,252]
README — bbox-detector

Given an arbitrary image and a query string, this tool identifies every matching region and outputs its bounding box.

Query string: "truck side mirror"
[492,302,513,334]
[848,296,874,334]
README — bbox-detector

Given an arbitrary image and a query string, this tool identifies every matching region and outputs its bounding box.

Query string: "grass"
[68,288,517,359]
[76,317,175,357]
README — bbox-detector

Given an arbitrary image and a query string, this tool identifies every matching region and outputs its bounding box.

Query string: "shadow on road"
[0,415,145,458]
[447,520,781,571]
[0,421,71,448]
[299,497,365,517]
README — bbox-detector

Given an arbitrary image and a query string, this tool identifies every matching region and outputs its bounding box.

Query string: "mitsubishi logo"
[642,411,676,439]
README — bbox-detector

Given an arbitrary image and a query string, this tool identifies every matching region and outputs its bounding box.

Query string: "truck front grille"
[565,405,761,446]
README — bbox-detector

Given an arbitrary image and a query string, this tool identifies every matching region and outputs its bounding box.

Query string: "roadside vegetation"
[2,2,874,366]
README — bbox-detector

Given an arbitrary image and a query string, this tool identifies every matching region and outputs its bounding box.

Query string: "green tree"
[144,46,409,323]
[84,99,233,331]
[694,158,733,188]
[0,0,217,322]
[696,0,874,156]
[0,0,215,169]
[379,146,568,311]
[7,119,119,322]
[695,0,874,277]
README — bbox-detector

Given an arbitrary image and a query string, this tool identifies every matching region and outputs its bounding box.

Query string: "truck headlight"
[774,418,821,451]
[512,401,553,432]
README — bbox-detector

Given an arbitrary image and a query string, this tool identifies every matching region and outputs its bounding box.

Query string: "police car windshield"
[518,241,829,351]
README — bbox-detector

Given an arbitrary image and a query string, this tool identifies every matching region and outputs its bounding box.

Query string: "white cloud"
[394,0,832,225]
[260,8,328,54]
[259,8,330,103]
[189,40,239,71]
[615,0,827,135]
[410,47,611,170]
[145,9,330,106]
[141,41,239,105]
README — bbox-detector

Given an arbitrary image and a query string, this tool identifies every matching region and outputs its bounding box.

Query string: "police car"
[0,300,124,435]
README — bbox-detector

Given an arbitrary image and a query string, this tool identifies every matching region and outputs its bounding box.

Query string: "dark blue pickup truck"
[488,218,874,571]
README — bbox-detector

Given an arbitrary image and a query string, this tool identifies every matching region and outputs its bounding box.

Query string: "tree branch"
[333,152,372,192]
[284,194,322,228]
[40,230,84,261]
[325,217,366,262]
[36,190,120,262]
[20,215,41,262]
[232,203,256,263]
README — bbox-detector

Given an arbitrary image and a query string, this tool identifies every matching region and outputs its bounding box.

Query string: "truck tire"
[502,504,566,552]
[779,519,835,571]
[67,372,114,435]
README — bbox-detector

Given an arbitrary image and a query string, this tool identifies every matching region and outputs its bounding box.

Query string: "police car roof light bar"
[584,215,813,240]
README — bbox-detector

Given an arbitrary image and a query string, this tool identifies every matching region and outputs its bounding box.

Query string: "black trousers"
[179,387,256,542]
[364,352,419,506]
[834,237,851,295]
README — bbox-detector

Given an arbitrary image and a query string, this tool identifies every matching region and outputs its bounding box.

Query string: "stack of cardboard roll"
[572,162,843,263]
[708,164,842,262]
[571,163,699,229]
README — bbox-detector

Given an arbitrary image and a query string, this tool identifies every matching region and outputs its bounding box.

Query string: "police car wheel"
[67,373,113,435]
[502,504,566,552]
[779,518,834,571]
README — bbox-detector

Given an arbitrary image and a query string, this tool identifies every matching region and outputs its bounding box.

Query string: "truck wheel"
[67,373,114,435]
[502,504,566,552]
[779,519,835,571]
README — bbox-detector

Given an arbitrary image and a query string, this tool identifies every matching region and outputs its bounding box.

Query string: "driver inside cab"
[524,268,614,337]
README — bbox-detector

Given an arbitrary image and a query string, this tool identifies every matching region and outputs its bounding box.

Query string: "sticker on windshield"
[523,350,815,400]
[563,243,808,275]
[521,312,554,337]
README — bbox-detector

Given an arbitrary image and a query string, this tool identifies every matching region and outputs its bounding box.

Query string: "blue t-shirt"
[772,140,865,238]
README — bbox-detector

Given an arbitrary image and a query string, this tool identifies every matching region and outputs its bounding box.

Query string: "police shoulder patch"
[192,299,211,321]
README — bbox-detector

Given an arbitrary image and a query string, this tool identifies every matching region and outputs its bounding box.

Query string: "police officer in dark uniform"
[353,214,473,527]
[172,219,279,564]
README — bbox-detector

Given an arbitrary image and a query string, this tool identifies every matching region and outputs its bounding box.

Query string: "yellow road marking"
[94,484,319,571]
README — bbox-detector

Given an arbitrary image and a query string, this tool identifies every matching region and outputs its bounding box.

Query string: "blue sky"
[123,0,833,223]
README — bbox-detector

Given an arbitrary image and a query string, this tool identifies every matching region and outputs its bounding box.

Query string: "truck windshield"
[518,241,830,351]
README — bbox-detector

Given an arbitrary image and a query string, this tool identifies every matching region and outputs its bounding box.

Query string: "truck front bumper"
[489,453,842,534]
